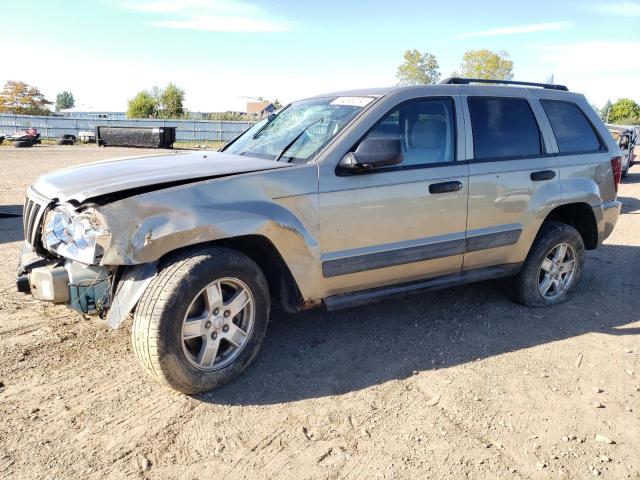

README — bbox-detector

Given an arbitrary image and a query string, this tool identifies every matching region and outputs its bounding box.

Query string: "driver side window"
[363,98,456,166]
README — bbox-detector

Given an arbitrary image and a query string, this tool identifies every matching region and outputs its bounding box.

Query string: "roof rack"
[440,77,568,91]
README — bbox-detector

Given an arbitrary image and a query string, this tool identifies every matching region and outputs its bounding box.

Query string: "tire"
[13,140,33,148]
[132,247,270,394]
[57,138,74,145]
[511,221,585,308]
[622,162,629,179]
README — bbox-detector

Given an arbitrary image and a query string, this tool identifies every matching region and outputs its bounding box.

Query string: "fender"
[97,166,324,302]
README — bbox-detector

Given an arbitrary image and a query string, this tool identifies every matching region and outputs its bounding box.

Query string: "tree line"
[396,48,514,85]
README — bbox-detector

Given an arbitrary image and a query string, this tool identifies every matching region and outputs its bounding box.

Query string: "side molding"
[322,238,466,278]
[322,227,522,278]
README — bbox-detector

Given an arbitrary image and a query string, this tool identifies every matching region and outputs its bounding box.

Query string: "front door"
[318,96,469,296]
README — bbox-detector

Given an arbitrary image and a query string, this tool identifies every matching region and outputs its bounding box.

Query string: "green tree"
[0,80,52,115]
[607,98,640,124]
[55,91,75,111]
[460,49,514,80]
[159,82,185,118]
[128,83,186,119]
[127,90,157,118]
[396,49,441,85]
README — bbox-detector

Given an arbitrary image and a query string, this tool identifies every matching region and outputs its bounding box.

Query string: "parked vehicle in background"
[607,125,638,178]
[77,130,96,143]
[57,134,76,146]
[16,78,622,394]
[8,127,41,148]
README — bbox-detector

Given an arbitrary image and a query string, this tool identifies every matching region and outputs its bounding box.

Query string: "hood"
[32,150,292,203]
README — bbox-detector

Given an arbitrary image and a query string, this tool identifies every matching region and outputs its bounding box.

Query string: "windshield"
[223,96,374,163]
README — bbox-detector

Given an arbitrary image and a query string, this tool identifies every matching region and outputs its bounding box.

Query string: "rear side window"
[541,100,603,153]
[468,97,542,160]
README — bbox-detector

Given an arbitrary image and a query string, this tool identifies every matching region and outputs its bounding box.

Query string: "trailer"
[97,126,176,149]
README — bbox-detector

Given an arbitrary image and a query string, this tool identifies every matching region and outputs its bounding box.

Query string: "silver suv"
[17,78,622,394]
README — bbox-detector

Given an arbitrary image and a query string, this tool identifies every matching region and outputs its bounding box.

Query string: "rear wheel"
[511,222,585,307]
[132,247,270,394]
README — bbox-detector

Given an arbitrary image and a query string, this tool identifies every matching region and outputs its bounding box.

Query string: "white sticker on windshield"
[330,96,374,107]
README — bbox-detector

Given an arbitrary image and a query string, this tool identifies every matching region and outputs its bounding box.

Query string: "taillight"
[610,156,621,193]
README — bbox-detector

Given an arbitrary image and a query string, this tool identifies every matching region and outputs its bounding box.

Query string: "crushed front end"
[16,188,114,316]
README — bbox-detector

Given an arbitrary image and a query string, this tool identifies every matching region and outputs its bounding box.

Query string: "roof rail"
[440,77,569,91]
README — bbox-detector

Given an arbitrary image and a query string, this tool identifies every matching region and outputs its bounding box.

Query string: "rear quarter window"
[468,97,542,160]
[540,100,603,154]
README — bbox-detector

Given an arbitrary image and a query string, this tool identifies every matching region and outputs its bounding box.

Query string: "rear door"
[537,96,615,203]
[461,89,561,271]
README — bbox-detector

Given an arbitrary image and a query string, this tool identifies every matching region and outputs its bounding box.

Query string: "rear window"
[541,100,603,154]
[468,97,542,160]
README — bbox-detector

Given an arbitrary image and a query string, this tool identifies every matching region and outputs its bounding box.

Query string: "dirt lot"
[0,145,638,480]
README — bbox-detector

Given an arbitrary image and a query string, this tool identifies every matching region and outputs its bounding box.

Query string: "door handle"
[530,170,556,181]
[429,181,463,194]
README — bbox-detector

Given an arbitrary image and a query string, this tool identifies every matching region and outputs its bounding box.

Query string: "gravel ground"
[0,145,639,480]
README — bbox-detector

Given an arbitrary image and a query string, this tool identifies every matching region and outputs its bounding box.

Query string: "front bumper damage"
[16,244,157,328]
[17,245,111,314]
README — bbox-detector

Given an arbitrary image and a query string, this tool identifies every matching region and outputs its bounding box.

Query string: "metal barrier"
[0,114,254,142]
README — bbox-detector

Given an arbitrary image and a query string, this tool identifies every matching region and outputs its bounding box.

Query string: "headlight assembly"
[43,204,111,265]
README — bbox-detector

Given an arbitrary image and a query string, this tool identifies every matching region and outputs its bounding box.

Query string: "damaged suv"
[17,78,622,394]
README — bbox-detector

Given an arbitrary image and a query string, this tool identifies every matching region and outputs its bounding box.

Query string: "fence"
[0,114,254,142]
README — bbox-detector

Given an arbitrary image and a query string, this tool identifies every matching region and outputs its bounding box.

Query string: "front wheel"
[511,222,585,307]
[132,247,270,394]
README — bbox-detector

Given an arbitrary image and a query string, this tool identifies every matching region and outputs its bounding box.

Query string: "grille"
[23,190,49,248]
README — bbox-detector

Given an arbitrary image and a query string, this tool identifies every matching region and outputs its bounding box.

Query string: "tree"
[127,83,185,119]
[607,98,640,124]
[0,80,52,115]
[396,49,441,85]
[127,90,157,118]
[600,99,612,122]
[159,82,185,118]
[459,49,514,80]
[55,91,75,111]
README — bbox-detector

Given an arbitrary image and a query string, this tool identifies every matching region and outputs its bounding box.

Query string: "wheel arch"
[541,202,598,250]
[158,235,310,313]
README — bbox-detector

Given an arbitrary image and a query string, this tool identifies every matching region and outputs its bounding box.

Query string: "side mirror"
[339,138,403,172]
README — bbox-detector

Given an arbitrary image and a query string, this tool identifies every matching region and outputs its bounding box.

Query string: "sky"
[1,0,639,112]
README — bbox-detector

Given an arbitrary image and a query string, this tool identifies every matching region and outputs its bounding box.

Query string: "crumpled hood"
[32,150,292,203]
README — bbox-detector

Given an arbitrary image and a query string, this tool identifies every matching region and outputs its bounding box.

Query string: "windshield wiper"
[275,117,324,162]
[252,111,280,139]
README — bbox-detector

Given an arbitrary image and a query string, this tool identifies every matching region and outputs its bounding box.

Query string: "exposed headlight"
[43,204,111,265]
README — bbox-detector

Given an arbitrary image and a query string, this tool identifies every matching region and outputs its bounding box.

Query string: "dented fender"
[97,165,324,301]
